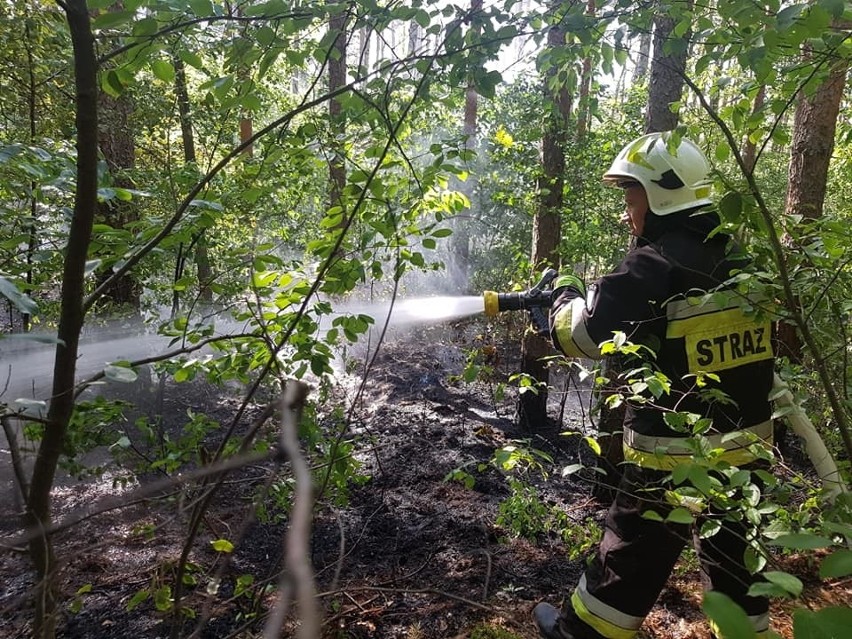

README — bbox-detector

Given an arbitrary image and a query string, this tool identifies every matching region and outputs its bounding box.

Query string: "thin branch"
[264,382,316,639]
[1,415,29,506]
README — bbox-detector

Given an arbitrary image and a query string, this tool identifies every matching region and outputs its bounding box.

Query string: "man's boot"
[533,602,575,639]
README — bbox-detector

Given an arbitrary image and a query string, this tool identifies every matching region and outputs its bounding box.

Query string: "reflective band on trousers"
[622,421,774,471]
[572,574,643,639]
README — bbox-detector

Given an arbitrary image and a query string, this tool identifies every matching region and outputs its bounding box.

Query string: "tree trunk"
[25,2,98,635]
[633,29,651,84]
[575,0,596,145]
[96,88,140,311]
[408,19,421,55]
[518,6,569,429]
[777,54,849,366]
[785,61,848,221]
[94,1,140,312]
[358,25,371,70]
[174,54,196,165]
[645,8,691,133]
[173,52,213,305]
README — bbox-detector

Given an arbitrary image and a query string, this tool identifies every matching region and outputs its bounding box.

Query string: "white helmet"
[603,132,713,216]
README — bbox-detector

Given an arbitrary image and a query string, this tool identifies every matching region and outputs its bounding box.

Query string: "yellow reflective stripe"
[571,590,639,639]
[666,291,766,322]
[666,293,740,321]
[625,445,773,471]
[667,307,745,338]
[625,421,773,454]
[622,422,774,471]
[553,298,599,358]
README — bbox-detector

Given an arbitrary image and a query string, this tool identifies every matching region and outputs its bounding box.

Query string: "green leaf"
[702,591,756,639]
[757,571,803,597]
[179,50,205,70]
[719,191,743,223]
[126,589,150,611]
[415,9,431,28]
[767,533,835,549]
[104,364,138,384]
[793,607,852,638]
[103,70,125,97]
[700,519,722,539]
[189,0,215,15]
[688,465,713,494]
[152,60,176,83]
[666,507,694,524]
[715,142,731,162]
[744,545,766,573]
[475,69,503,99]
[777,4,804,30]
[112,435,132,450]
[818,0,845,18]
[210,539,234,553]
[93,9,135,30]
[583,436,601,456]
[820,549,852,579]
[0,275,37,315]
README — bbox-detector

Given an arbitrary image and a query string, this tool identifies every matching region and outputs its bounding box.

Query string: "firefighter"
[534,133,775,639]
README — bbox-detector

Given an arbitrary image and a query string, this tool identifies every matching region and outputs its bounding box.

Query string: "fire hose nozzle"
[482,268,559,317]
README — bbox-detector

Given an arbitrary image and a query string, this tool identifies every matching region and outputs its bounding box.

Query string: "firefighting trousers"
[560,465,770,639]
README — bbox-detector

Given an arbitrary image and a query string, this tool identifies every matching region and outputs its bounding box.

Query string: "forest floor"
[0,317,848,638]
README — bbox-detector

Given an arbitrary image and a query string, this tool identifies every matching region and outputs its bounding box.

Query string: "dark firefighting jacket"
[550,208,775,469]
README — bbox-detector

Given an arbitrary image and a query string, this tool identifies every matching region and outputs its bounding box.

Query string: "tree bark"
[576,0,596,145]
[96,88,140,311]
[777,53,849,367]
[173,52,213,305]
[645,8,690,133]
[26,2,98,636]
[633,29,651,84]
[518,5,570,429]
[785,61,848,221]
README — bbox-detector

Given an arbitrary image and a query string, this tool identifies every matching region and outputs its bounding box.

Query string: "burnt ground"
[0,318,848,638]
